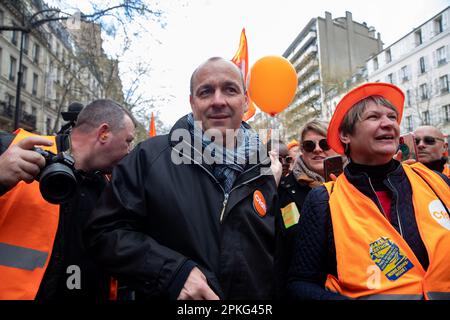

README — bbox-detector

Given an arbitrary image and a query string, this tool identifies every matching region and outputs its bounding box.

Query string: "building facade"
[0,0,123,134]
[277,11,383,140]
[366,6,450,136]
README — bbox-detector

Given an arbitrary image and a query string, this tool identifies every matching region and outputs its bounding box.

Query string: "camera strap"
[56,134,70,153]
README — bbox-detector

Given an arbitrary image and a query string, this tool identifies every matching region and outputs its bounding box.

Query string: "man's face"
[278,144,291,176]
[101,115,135,173]
[190,59,247,138]
[414,126,448,164]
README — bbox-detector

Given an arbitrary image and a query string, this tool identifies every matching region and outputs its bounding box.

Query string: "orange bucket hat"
[287,139,300,150]
[327,82,405,154]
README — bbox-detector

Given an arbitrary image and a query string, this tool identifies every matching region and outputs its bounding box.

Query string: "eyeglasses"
[414,136,445,146]
[302,139,330,153]
[279,155,293,164]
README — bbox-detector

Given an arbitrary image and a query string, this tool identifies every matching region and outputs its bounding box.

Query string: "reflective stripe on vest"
[324,163,450,300]
[0,129,59,300]
[0,242,48,270]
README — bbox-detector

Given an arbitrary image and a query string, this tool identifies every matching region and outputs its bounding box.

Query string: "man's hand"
[269,151,282,187]
[0,136,53,191]
[177,267,220,300]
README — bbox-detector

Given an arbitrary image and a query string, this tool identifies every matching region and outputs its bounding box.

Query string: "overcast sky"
[50,0,449,128]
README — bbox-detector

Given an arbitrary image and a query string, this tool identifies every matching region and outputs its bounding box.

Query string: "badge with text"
[369,237,414,281]
[281,202,300,228]
[253,190,267,217]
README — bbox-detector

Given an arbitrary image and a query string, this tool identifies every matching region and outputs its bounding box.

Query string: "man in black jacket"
[85,57,280,300]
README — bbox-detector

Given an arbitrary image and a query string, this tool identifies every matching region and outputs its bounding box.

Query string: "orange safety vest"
[0,129,59,300]
[323,163,450,300]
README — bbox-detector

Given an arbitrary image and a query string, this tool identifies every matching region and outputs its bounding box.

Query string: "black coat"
[85,115,279,299]
[275,173,314,298]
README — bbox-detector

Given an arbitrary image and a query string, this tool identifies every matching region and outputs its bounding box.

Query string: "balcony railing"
[0,102,36,130]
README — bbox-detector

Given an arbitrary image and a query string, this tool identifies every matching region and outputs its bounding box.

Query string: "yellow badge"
[281,202,300,228]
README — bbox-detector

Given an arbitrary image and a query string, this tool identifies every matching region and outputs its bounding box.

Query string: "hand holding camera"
[0,136,52,190]
[0,136,77,204]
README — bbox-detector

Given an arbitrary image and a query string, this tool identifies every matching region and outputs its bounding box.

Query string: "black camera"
[34,148,77,204]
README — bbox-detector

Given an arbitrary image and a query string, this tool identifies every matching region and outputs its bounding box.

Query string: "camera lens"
[39,163,77,204]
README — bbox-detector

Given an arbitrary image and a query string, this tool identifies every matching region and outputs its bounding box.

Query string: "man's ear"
[98,123,110,143]
[189,95,194,111]
[243,93,249,113]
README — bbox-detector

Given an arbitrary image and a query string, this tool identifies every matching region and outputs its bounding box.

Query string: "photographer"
[0,99,135,300]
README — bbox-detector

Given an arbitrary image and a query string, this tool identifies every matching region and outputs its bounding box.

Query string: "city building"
[277,11,383,140]
[366,6,450,135]
[0,0,123,134]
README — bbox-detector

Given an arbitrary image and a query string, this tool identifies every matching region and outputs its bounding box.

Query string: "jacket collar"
[344,159,405,197]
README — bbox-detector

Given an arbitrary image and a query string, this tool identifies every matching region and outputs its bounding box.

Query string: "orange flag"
[149,112,156,137]
[231,28,256,122]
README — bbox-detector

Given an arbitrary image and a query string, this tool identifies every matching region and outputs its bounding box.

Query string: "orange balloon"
[248,56,298,116]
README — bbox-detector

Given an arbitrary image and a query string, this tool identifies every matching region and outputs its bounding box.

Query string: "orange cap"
[287,139,300,150]
[327,83,405,154]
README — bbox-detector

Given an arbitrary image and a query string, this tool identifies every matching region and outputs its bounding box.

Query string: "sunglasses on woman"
[302,139,330,153]
[279,155,293,164]
[414,136,445,146]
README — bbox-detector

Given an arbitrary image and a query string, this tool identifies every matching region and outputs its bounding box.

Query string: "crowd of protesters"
[0,57,448,301]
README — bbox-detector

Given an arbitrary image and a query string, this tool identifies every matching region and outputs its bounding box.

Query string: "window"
[11,24,18,45]
[401,66,409,82]
[434,16,443,35]
[420,83,428,100]
[406,89,412,106]
[385,49,392,63]
[387,73,394,84]
[419,57,426,74]
[32,43,40,63]
[373,57,379,70]
[56,43,60,59]
[406,115,413,132]
[32,73,38,96]
[0,47,2,75]
[443,105,450,122]
[21,65,27,89]
[437,46,447,66]
[9,56,16,81]
[6,93,14,108]
[422,110,430,125]
[23,34,29,55]
[31,106,37,116]
[0,10,4,34]
[440,75,449,94]
[415,30,422,46]
[47,34,52,52]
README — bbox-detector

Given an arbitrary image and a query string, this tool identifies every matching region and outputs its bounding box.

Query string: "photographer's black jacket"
[85,115,278,299]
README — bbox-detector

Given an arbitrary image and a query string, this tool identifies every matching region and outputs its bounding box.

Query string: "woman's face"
[340,101,400,165]
[301,130,338,176]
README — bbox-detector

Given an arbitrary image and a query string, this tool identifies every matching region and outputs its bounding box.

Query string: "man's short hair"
[74,99,135,133]
[189,57,246,96]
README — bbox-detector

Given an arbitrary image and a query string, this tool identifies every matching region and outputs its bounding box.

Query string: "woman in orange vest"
[286,83,450,300]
